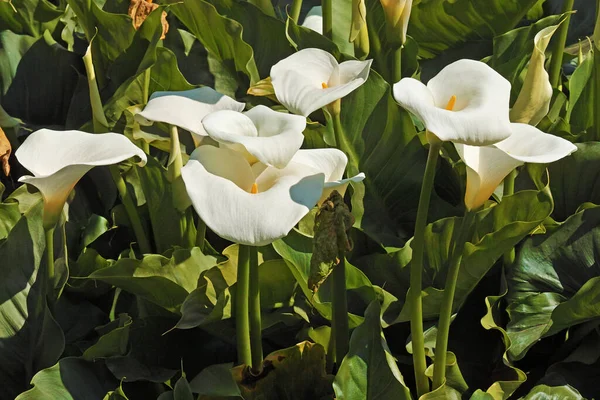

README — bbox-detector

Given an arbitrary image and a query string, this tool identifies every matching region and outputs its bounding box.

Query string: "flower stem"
[143,68,151,105]
[392,46,402,83]
[290,0,302,24]
[249,0,275,17]
[195,218,206,251]
[548,0,574,88]
[322,0,333,40]
[248,246,263,374]
[409,133,441,397]
[168,125,183,182]
[236,244,252,366]
[332,253,349,365]
[109,288,122,321]
[432,209,476,390]
[109,165,152,255]
[502,170,517,267]
[45,227,55,287]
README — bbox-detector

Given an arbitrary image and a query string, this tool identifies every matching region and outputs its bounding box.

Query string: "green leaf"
[333,301,411,400]
[136,156,196,253]
[409,0,540,58]
[0,0,63,37]
[15,358,119,400]
[273,229,387,328]
[0,203,65,399]
[83,314,133,361]
[548,143,600,221]
[189,363,241,397]
[567,50,594,135]
[88,247,218,312]
[369,188,553,324]
[521,384,584,400]
[506,206,600,360]
[166,0,260,95]
[173,375,194,400]
[0,201,21,239]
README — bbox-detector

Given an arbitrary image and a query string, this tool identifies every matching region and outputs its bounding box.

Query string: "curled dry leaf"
[128,0,169,39]
[308,190,354,293]
[0,127,10,176]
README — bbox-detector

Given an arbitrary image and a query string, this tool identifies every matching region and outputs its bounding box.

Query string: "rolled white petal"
[203,106,306,168]
[271,48,371,116]
[15,129,147,228]
[494,123,577,164]
[394,59,512,145]
[181,151,325,246]
[135,87,245,141]
[188,145,255,193]
[301,6,323,35]
[455,143,522,210]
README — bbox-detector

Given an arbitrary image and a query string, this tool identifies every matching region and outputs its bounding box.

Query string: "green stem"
[195,218,206,251]
[249,0,275,17]
[332,108,344,148]
[236,245,252,366]
[332,255,349,364]
[109,288,122,321]
[409,134,442,397]
[110,166,152,254]
[326,330,336,372]
[143,68,151,105]
[45,227,55,287]
[432,210,476,390]
[290,0,302,23]
[248,246,263,374]
[392,46,402,83]
[168,125,183,182]
[61,221,69,271]
[83,44,109,132]
[548,0,575,88]
[322,0,333,40]
[502,170,517,267]
[367,22,390,81]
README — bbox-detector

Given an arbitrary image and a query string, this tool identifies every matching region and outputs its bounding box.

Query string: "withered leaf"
[128,0,169,39]
[0,127,11,176]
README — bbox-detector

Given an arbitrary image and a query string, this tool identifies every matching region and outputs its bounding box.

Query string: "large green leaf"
[567,48,595,136]
[333,301,412,399]
[521,384,584,400]
[356,188,553,325]
[409,0,540,58]
[506,205,600,360]
[0,0,63,37]
[547,143,600,221]
[0,201,21,239]
[88,247,218,312]
[167,0,260,96]
[0,204,65,399]
[15,358,120,400]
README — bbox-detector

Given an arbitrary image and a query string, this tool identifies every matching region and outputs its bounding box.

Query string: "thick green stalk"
[392,46,402,84]
[143,68,151,105]
[45,227,55,286]
[502,170,517,267]
[290,0,302,23]
[332,255,349,364]
[236,245,252,366]
[249,0,275,17]
[548,0,575,88]
[248,246,263,374]
[110,166,152,254]
[322,0,333,40]
[109,288,122,321]
[432,210,476,390]
[168,125,183,182]
[195,218,206,251]
[409,134,442,397]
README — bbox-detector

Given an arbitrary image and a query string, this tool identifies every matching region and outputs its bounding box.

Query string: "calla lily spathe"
[181,146,364,246]
[379,0,412,45]
[302,6,323,34]
[270,48,372,117]
[202,105,306,169]
[393,59,512,146]
[510,25,559,125]
[135,87,245,145]
[455,123,577,210]
[16,129,147,229]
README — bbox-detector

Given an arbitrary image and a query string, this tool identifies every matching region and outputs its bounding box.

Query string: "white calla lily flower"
[270,48,372,117]
[135,87,245,144]
[379,0,412,45]
[202,105,306,169]
[16,129,147,229]
[181,146,364,246]
[301,6,323,34]
[393,59,512,145]
[455,123,577,210]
